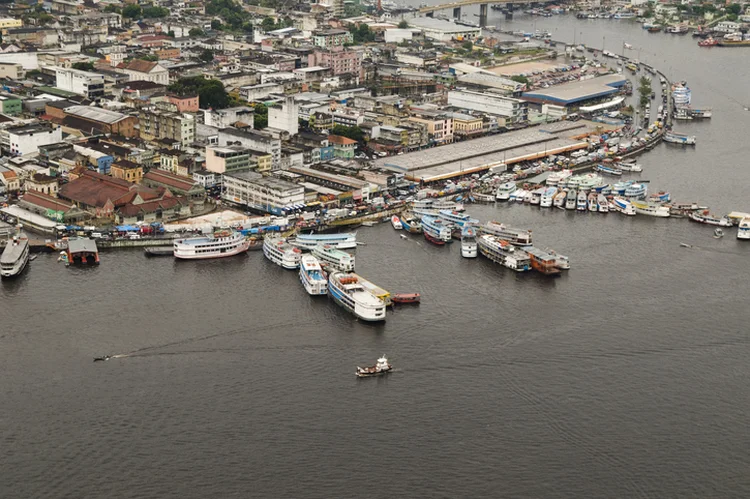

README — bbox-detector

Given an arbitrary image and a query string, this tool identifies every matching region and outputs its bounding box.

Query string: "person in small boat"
[93,355,111,362]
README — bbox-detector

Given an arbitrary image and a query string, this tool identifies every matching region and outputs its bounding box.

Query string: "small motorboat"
[392,293,421,304]
[399,234,408,240]
[679,243,693,248]
[713,228,724,238]
[93,355,112,362]
[356,356,393,378]
[390,215,403,230]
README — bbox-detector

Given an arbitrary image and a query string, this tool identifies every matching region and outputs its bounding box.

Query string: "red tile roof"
[58,170,161,209]
[20,190,75,213]
[123,59,160,73]
[143,169,199,192]
[328,134,357,145]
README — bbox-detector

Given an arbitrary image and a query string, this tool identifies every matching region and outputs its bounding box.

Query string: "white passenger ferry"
[495,182,517,201]
[263,234,302,269]
[477,235,531,272]
[299,255,328,295]
[173,229,250,260]
[328,272,387,322]
[312,244,355,271]
[292,232,357,250]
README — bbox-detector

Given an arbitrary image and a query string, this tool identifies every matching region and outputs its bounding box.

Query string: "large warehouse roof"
[521,74,628,105]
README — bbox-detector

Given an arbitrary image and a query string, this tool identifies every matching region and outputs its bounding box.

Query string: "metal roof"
[65,105,129,124]
[67,238,98,254]
[522,75,628,105]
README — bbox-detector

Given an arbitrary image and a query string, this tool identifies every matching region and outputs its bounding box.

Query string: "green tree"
[200,49,215,62]
[72,61,94,71]
[103,4,120,13]
[211,19,222,30]
[261,16,276,32]
[122,4,142,19]
[350,23,375,43]
[398,20,409,29]
[638,76,652,109]
[189,27,205,37]
[510,75,529,85]
[168,76,230,109]
[142,6,169,18]
[331,124,365,142]
[462,41,473,51]
[167,30,175,37]
[727,3,742,15]
[253,103,268,129]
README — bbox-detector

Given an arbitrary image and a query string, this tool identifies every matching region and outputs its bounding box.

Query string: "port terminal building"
[521,75,628,110]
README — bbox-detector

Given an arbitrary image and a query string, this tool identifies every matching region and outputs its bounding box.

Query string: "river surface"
[3,15,750,499]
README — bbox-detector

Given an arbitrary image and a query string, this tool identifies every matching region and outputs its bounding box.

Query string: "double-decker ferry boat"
[461,226,478,258]
[421,215,452,245]
[540,187,557,208]
[173,229,250,260]
[263,234,302,269]
[438,209,478,228]
[565,190,577,210]
[632,200,671,217]
[477,235,531,272]
[480,221,532,246]
[312,244,355,271]
[412,198,463,216]
[299,255,328,295]
[524,246,562,275]
[0,230,30,278]
[688,211,733,227]
[495,182,517,200]
[546,169,573,186]
[292,232,357,250]
[328,272,387,322]
[624,183,648,199]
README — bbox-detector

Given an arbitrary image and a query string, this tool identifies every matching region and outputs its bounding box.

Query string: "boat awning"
[115,225,139,231]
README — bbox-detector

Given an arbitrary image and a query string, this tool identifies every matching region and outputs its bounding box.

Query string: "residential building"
[447,90,528,124]
[408,111,454,145]
[268,97,299,136]
[192,169,217,188]
[204,107,255,129]
[1,123,63,156]
[222,171,305,212]
[0,94,22,116]
[308,47,362,76]
[0,62,24,79]
[53,66,105,99]
[312,29,354,49]
[120,59,170,85]
[142,169,206,201]
[287,166,371,202]
[156,48,181,60]
[328,134,357,159]
[24,173,59,196]
[139,105,197,146]
[62,105,139,137]
[0,168,20,194]
[167,94,199,113]
[205,145,252,174]
[0,18,23,30]
[217,128,281,170]
[407,17,481,41]
[110,159,143,184]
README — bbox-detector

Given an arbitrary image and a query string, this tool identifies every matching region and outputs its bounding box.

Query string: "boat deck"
[354,274,391,305]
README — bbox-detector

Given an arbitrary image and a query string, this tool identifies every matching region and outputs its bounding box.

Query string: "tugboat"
[356,355,393,378]
[392,293,420,304]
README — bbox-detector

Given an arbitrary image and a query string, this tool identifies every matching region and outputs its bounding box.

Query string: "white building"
[121,60,169,85]
[384,29,415,44]
[406,17,481,42]
[268,97,299,136]
[52,66,105,99]
[218,127,282,170]
[222,171,305,210]
[3,123,63,156]
[447,89,528,124]
[203,107,255,129]
[715,21,741,33]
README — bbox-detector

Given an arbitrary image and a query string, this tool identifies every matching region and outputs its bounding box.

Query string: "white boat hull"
[175,241,250,259]
[461,243,478,258]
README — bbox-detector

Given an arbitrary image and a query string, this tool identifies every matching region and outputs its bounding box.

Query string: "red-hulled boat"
[698,37,718,47]
[392,293,420,304]
[424,232,446,245]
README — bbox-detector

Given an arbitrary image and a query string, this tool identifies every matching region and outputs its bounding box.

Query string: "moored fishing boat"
[511,188,528,202]
[392,293,420,304]
[587,192,598,212]
[329,272,386,322]
[595,164,623,176]
[632,200,671,217]
[612,196,637,216]
[565,190,577,210]
[617,161,643,172]
[553,190,567,208]
[477,234,531,271]
[529,187,545,205]
[648,191,671,203]
[0,230,30,278]
[400,212,422,234]
[688,210,733,226]
[356,356,392,377]
[480,221,532,246]
[495,181,517,200]
[576,191,588,211]
[546,169,573,186]
[540,187,557,208]
[461,226,478,258]
[263,234,302,269]
[299,255,328,295]
[421,215,452,245]
[737,217,750,240]
[312,244,355,271]
[292,232,357,250]
[597,194,609,213]
[390,215,403,230]
[576,173,603,191]
[524,246,561,275]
